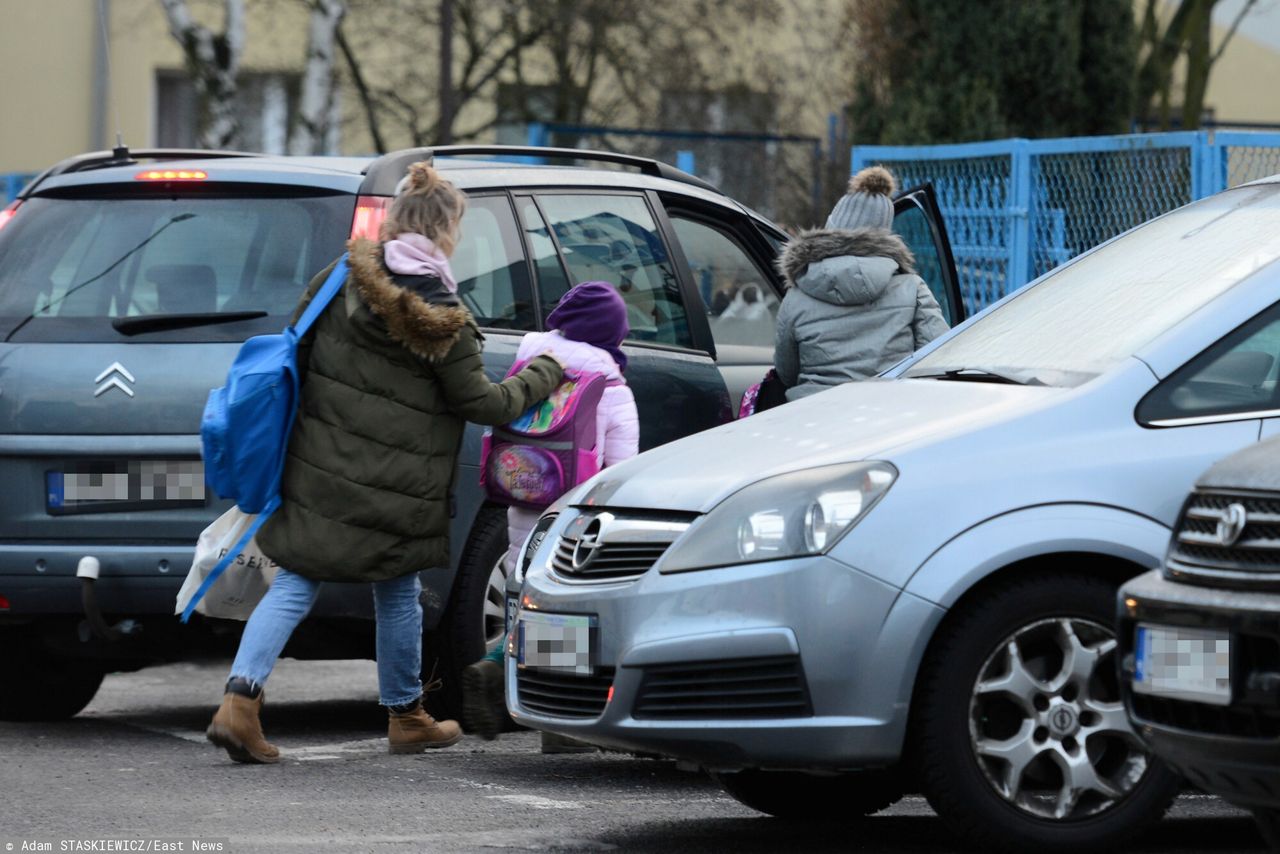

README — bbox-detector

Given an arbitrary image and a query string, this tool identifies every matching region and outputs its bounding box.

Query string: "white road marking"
[486,793,584,810]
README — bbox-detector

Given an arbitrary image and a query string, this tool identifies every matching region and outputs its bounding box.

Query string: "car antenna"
[97,0,130,164]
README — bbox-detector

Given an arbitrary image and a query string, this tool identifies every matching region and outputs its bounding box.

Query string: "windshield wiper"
[112,311,268,336]
[910,367,1046,386]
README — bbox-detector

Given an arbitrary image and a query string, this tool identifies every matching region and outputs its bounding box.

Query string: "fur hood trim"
[778,227,915,287]
[347,238,470,362]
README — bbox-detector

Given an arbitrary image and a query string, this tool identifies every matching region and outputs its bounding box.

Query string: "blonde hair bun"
[405,160,441,194]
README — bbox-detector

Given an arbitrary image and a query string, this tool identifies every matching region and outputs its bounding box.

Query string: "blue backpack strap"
[293,254,350,338]
[179,494,281,624]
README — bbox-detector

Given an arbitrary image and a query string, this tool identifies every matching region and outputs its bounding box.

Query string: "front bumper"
[508,546,945,772]
[1119,570,1280,810]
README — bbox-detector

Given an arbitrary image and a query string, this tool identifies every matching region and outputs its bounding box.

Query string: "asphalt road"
[0,660,1266,854]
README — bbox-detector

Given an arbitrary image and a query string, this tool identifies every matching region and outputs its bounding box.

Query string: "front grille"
[516,667,615,719]
[550,538,670,582]
[632,656,812,719]
[1166,491,1280,589]
[548,512,692,583]
[1129,693,1280,739]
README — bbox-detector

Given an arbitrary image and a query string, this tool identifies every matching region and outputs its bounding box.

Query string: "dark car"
[1120,435,1280,845]
[0,145,963,720]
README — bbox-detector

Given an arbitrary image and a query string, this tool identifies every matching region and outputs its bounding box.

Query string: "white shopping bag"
[175,507,279,621]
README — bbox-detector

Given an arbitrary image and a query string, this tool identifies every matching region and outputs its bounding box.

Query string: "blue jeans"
[229,567,423,707]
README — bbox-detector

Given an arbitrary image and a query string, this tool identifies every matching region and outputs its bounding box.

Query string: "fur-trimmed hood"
[778,227,917,307]
[347,238,470,362]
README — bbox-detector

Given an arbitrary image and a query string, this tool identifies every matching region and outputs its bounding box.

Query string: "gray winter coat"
[774,228,949,400]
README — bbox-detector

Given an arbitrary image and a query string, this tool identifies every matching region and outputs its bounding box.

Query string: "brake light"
[136,169,208,181]
[0,200,19,232]
[351,195,392,240]
[0,594,9,610]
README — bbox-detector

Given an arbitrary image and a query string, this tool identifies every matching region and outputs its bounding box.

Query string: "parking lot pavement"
[0,660,1265,854]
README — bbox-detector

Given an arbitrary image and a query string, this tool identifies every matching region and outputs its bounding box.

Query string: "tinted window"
[671,216,777,349]
[894,199,956,325]
[452,196,534,330]
[536,194,691,348]
[1138,300,1280,424]
[0,191,352,343]
[906,184,1280,387]
[517,197,572,323]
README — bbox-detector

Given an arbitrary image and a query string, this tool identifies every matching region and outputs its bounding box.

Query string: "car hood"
[577,378,1059,514]
[1197,434,1280,492]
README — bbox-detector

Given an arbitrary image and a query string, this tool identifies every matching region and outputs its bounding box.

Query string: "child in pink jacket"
[463,280,639,740]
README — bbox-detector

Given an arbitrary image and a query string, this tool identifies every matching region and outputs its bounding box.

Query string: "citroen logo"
[571,513,613,570]
[1216,503,1248,547]
[94,362,135,398]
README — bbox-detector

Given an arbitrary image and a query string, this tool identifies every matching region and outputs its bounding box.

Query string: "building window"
[155,70,308,153]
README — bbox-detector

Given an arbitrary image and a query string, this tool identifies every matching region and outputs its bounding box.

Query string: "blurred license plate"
[46,461,206,515]
[517,611,595,675]
[1133,624,1231,706]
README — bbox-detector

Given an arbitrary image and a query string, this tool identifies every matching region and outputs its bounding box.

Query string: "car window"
[905,183,1280,387]
[452,196,534,330]
[894,199,957,325]
[536,194,692,349]
[517,197,573,323]
[670,215,777,350]
[1138,300,1280,424]
[0,191,352,343]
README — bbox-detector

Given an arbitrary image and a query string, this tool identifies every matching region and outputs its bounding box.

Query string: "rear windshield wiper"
[111,311,268,336]
[910,367,1045,386]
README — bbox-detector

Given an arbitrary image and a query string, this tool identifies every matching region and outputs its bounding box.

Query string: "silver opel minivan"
[510,176,1280,850]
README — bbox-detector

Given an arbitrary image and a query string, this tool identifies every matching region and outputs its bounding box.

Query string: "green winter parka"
[255,238,563,582]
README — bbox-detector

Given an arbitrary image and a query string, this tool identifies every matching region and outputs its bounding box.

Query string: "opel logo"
[571,512,613,570]
[94,362,135,398]
[1216,503,1248,547]
[1051,707,1075,734]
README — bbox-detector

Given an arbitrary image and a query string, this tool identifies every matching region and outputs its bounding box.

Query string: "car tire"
[713,768,905,819]
[428,505,509,721]
[912,572,1181,852]
[0,635,104,721]
[1253,808,1280,850]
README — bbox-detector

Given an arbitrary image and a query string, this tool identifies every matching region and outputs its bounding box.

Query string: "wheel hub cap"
[967,616,1150,821]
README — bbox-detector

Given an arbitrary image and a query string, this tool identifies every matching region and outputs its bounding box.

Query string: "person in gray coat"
[774,166,949,400]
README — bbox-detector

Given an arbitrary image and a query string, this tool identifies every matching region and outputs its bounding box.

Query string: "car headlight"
[660,461,897,573]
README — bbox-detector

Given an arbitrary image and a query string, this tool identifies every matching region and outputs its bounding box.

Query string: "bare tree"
[158,0,246,149]
[290,0,347,154]
[1137,0,1258,129]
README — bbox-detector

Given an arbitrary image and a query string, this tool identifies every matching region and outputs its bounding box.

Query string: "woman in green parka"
[205,162,563,764]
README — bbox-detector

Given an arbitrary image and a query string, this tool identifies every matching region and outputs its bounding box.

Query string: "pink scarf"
[383,232,458,294]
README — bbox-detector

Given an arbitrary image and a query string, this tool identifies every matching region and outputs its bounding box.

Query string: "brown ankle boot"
[206,692,280,764]
[388,701,462,753]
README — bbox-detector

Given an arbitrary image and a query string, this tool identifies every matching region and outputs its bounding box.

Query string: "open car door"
[894,184,966,326]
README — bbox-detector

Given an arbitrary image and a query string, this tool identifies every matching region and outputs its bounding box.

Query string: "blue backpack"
[181,255,349,622]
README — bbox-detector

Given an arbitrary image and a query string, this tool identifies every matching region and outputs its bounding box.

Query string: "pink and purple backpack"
[480,360,612,510]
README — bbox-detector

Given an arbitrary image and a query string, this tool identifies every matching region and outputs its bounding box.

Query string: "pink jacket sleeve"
[599,385,640,468]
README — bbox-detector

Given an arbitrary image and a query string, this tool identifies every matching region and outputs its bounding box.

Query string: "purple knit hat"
[546,281,629,372]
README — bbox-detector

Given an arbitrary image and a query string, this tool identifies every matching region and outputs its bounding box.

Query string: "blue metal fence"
[2,173,35,204]
[852,131,1280,314]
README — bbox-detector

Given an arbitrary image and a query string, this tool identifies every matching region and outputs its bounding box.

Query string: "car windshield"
[905,183,1280,387]
[0,189,353,343]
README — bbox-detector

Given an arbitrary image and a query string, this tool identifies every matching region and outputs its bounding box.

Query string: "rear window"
[0,189,354,343]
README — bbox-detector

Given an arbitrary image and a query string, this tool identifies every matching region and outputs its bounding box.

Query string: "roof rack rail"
[19,148,260,198]
[358,145,721,196]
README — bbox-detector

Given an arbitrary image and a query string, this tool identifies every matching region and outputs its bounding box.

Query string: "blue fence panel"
[2,173,35,204]
[852,131,1280,312]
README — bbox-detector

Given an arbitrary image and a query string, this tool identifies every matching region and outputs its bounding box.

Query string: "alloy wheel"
[968,617,1147,820]
[483,555,508,652]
